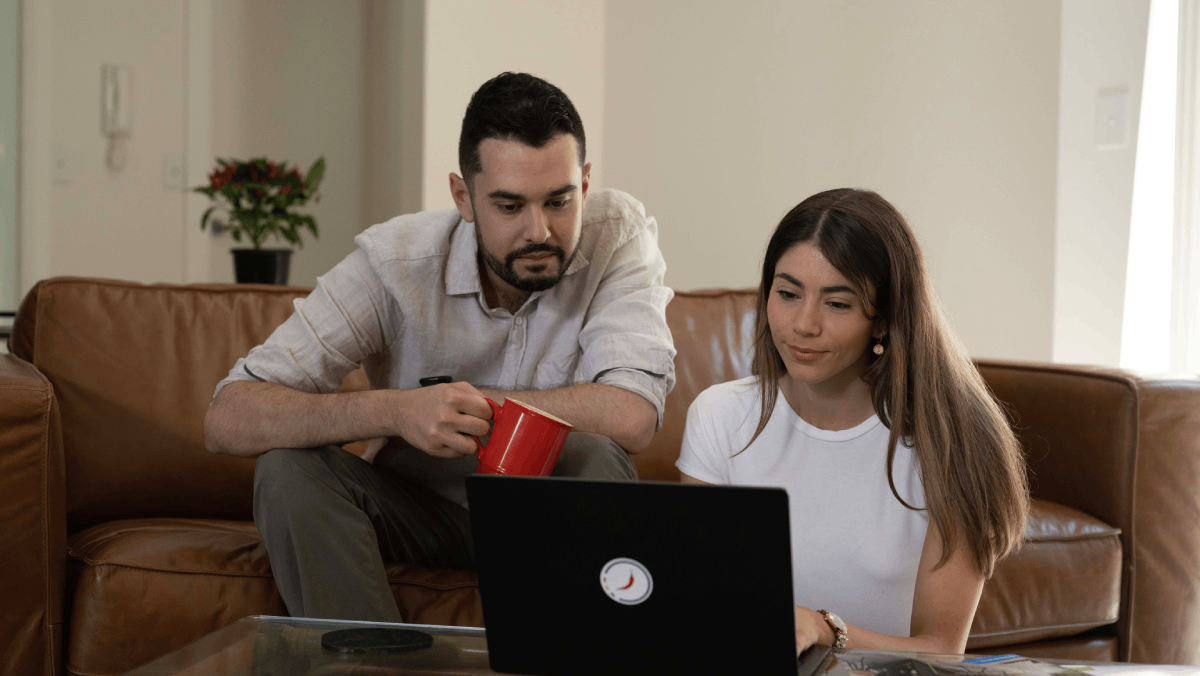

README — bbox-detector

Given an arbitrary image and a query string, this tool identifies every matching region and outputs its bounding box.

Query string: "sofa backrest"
[10,278,755,528]
[635,288,757,480]
[11,279,334,529]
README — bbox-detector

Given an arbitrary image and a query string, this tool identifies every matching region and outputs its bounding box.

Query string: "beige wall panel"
[422,0,606,212]
[1053,0,1151,367]
[47,0,186,284]
[603,0,1060,361]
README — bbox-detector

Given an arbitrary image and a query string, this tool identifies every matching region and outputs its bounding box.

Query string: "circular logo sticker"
[600,557,653,605]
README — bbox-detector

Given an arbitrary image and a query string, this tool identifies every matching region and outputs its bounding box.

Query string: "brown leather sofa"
[4,277,1200,676]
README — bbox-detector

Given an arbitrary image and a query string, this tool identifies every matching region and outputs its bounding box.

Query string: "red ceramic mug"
[474,397,572,476]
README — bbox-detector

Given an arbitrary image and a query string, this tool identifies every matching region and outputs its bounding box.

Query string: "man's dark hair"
[458,72,586,187]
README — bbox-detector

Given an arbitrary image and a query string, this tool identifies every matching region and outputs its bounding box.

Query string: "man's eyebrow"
[486,184,578,201]
[773,273,855,295]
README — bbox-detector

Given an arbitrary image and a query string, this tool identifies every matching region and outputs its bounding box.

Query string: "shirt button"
[515,317,524,326]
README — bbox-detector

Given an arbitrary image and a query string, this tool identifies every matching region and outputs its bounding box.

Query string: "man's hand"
[396,382,494,458]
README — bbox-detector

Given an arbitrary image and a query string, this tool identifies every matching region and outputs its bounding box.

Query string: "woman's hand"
[794,606,832,655]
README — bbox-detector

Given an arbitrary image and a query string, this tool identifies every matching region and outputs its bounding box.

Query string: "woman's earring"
[873,340,885,356]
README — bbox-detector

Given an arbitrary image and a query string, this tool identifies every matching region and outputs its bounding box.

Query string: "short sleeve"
[675,390,731,485]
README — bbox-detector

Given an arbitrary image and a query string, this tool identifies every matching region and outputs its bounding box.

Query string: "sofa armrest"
[977,359,1200,665]
[0,353,65,676]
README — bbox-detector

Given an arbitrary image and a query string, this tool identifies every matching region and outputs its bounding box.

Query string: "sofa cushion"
[65,518,481,676]
[66,498,1118,675]
[968,499,1121,648]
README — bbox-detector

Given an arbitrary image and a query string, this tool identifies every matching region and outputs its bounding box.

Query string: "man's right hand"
[396,382,494,458]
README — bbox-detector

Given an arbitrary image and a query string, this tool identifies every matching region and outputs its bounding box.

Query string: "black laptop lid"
[466,475,798,676]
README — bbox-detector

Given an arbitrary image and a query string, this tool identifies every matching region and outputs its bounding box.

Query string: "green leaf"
[231,230,242,242]
[306,157,326,190]
[200,206,216,231]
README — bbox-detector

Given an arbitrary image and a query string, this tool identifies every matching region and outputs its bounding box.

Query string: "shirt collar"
[445,219,482,296]
[443,218,592,297]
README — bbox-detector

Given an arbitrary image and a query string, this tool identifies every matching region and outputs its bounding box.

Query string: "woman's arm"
[795,522,984,654]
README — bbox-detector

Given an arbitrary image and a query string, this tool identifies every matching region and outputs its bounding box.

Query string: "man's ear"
[580,162,592,200]
[449,173,475,223]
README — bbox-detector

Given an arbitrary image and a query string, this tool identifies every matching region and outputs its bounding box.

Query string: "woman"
[677,188,1028,655]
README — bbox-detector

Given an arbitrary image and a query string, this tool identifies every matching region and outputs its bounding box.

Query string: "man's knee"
[256,447,329,491]
[254,446,349,520]
[551,433,637,481]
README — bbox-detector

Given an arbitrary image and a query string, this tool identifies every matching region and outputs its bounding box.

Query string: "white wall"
[1053,0,1151,367]
[21,0,189,290]
[603,0,1061,362]
[362,0,425,227]
[421,0,606,212]
[0,0,17,312]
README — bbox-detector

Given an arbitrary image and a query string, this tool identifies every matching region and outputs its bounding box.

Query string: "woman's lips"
[787,346,825,363]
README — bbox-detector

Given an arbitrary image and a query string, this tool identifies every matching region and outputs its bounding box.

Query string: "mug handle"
[473,398,504,454]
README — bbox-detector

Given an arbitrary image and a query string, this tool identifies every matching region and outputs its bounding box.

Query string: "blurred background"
[0,0,1197,371]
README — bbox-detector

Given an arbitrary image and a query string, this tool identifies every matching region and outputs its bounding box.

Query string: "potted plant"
[194,156,325,284]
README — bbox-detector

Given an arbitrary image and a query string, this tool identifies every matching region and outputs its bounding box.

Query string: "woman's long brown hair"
[747,188,1028,578]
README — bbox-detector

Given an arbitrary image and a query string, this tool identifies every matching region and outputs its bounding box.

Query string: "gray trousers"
[253,433,636,622]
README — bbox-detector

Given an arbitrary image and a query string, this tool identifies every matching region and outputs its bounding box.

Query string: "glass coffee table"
[125,615,1200,676]
[125,616,494,675]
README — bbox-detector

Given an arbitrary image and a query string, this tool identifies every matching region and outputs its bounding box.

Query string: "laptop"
[466,475,831,676]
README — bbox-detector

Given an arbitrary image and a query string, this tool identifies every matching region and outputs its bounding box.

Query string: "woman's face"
[767,242,880,391]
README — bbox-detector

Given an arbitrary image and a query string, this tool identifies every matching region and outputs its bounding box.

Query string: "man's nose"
[522,206,551,243]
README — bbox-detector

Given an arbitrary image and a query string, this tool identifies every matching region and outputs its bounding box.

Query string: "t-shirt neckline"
[774,388,883,442]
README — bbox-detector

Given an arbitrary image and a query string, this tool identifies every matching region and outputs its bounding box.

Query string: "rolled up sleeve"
[212,248,401,399]
[577,215,676,430]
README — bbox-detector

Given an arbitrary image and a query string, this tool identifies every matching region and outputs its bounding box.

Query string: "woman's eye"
[828,301,851,310]
[775,289,799,301]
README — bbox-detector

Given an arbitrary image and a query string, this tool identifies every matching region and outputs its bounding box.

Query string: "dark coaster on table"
[320,628,434,654]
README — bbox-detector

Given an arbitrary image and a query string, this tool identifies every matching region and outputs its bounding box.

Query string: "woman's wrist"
[817,609,848,651]
[805,607,835,646]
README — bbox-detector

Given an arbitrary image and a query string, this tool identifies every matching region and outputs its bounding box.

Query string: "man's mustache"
[506,243,565,266]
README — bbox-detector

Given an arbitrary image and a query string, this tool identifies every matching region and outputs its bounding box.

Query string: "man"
[204,72,676,622]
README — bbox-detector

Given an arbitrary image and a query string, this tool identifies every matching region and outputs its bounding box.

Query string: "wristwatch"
[818,609,848,653]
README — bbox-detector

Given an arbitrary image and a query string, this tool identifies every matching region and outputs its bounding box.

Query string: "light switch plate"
[1095,88,1128,149]
[162,151,185,190]
[52,144,71,185]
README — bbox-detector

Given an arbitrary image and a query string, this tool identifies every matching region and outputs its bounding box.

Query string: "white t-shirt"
[676,376,929,637]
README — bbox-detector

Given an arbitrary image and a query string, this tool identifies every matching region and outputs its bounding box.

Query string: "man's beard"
[476,226,578,293]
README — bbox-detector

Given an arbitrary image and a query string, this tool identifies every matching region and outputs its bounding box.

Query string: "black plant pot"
[232,248,293,285]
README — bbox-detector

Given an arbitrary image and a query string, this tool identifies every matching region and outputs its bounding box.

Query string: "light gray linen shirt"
[214,189,676,507]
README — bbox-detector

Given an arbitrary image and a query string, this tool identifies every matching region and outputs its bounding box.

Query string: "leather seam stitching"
[65,665,115,676]
[67,557,479,590]
[66,557,276,579]
[1024,533,1122,543]
[970,619,1118,639]
[40,362,53,674]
